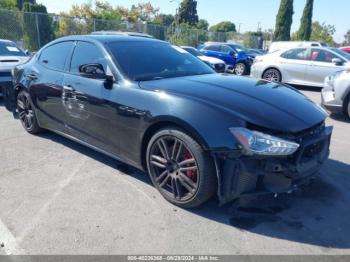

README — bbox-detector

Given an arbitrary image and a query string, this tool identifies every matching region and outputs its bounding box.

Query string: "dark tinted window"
[0,41,26,57]
[183,47,201,57]
[39,41,73,71]
[310,48,340,63]
[221,45,232,53]
[281,48,308,60]
[204,45,221,51]
[70,41,107,74]
[107,41,214,81]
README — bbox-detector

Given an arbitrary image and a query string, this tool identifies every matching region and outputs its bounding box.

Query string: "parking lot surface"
[0,87,350,255]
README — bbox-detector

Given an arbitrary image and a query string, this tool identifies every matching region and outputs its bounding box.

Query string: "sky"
[36,0,349,43]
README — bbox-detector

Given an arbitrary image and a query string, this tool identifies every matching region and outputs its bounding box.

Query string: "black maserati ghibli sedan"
[10,35,333,208]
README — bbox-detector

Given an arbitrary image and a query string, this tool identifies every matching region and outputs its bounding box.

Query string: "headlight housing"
[229,127,299,156]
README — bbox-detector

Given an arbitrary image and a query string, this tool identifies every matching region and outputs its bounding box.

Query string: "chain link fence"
[0,8,264,51]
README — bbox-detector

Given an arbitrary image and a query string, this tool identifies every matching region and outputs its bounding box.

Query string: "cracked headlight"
[229,127,299,156]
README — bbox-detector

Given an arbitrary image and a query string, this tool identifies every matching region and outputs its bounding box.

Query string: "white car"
[268,41,325,53]
[251,47,350,87]
[0,39,29,99]
[181,46,227,73]
[322,70,350,118]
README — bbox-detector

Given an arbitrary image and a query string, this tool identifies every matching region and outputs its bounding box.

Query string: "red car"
[340,46,350,53]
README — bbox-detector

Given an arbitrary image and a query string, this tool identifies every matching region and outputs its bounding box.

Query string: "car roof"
[91,31,154,38]
[50,34,163,45]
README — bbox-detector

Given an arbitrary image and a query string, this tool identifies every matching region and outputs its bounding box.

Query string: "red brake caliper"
[183,150,196,181]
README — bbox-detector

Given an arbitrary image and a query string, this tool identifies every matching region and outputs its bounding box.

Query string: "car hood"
[0,56,29,71]
[139,74,327,133]
[198,55,225,64]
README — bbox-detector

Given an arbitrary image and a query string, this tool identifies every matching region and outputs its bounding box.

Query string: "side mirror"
[332,58,344,66]
[25,50,31,56]
[79,63,114,89]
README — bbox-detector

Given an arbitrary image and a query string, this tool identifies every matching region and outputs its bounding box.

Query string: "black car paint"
[12,35,331,205]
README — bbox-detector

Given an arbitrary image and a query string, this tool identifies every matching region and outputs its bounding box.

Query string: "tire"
[146,127,217,208]
[343,94,350,119]
[262,68,282,82]
[17,90,42,134]
[234,63,247,76]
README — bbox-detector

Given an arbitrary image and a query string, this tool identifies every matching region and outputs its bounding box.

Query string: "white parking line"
[0,218,25,255]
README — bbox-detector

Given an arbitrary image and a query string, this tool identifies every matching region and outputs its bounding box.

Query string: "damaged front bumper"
[213,126,333,205]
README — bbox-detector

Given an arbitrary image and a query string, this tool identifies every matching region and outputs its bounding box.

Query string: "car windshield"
[0,41,26,57]
[330,48,350,61]
[228,44,248,53]
[182,47,202,57]
[107,41,214,81]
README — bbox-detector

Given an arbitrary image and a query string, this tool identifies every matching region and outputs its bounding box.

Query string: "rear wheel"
[234,63,247,76]
[262,68,282,82]
[17,90,42,134]
[146,128,216,208]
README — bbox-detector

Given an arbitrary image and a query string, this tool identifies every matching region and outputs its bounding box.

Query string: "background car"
[268,41,326,53]
[0,39,29,95]
[340,46,350,54]
[251,47,350,87]
[11,35,331,208]
[199,42,256,76]
[181,46,226,73]
[322,69,350,118]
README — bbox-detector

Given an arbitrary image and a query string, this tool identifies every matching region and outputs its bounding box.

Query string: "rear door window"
[204,45,221,52]
[39,41,74,71]
[281,48,308,60]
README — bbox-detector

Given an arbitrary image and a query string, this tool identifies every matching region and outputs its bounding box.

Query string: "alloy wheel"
[235,63,246,76]
[263,69,281,82]
[149,136,199,202]
[17,93,35,130]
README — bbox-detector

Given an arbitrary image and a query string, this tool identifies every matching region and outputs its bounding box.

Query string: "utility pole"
[170,0,180,33]
[238,23,243,33]
[257,22,262,32]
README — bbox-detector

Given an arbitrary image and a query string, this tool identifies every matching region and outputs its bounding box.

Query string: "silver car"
[0,39,29,96]
[251,47,350,87]
[322,70,350,118]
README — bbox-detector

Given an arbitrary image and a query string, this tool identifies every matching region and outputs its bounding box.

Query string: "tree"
[209,21,236,32]
[154,14,174,26]
[23,2,54,50]
[343,30,350,46]
[16,0,35,10]
[297,0,313,40]
[310,21,336,46]
[196,19,209,30]
[0,1,23,41]
[274,0,294,41]
[0,0,17,9]
[178,0,198,26]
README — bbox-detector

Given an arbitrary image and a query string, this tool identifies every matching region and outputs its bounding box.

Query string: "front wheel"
[146,128,217,208]
[262,68,282,82]
[234,63,247,76]
[17,90,42,134]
